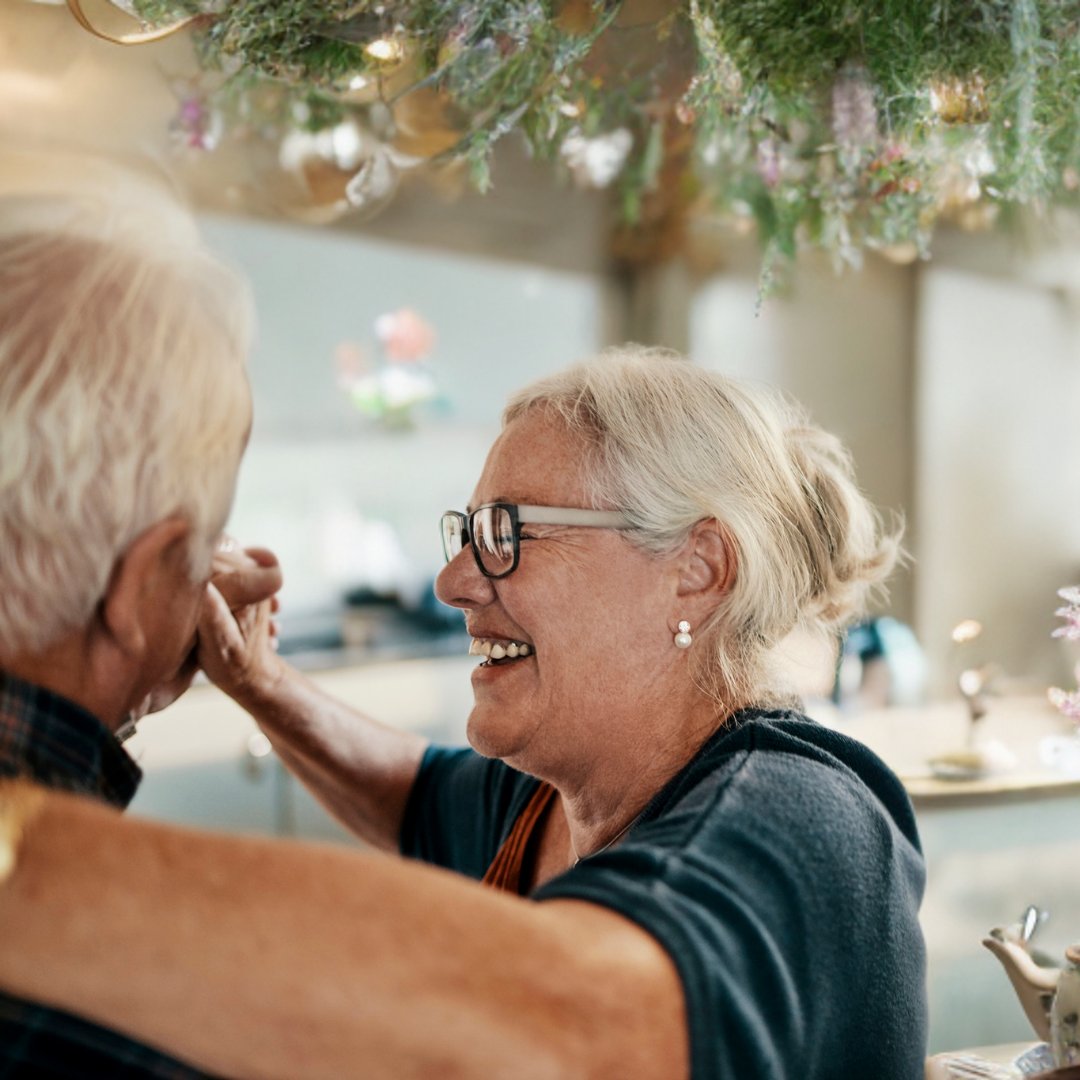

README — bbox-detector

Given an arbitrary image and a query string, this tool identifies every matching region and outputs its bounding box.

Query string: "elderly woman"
[0,348,926,1079]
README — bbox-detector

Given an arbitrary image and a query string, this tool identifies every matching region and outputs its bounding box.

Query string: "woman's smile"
[468,636,533,663]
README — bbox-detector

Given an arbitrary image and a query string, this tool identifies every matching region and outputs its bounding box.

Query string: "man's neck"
[4,633,132,733]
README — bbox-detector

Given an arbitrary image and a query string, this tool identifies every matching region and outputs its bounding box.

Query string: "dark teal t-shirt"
[399,708,927,1080]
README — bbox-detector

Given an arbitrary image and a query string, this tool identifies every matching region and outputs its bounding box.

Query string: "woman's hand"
[211,542,283,625]
[196,573,285,706]
[132,541,284,718]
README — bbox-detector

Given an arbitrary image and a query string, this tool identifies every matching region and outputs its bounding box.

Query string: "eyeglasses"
[440,502,629,579]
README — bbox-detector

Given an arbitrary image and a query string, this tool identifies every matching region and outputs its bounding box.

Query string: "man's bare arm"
[0,789,688,1080]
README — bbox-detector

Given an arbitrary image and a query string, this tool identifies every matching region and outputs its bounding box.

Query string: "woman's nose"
[434,546,495,610]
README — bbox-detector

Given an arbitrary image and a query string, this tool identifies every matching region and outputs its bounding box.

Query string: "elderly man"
[0,183,279,1074]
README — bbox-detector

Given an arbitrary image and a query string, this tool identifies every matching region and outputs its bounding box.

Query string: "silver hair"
[0,189,253,659]
[504,345,902,709]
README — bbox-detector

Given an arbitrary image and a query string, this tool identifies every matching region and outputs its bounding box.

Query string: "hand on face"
[212,541,283,612]
[195,550,283,705]
[132,541,283,718]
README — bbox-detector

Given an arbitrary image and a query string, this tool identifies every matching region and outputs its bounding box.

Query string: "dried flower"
[169,81,222,152]
[560,128,633,188]
[1052,586,1080,641]
[756,138,782,188]
[832,64,878,164]
[1048,686,1080,720]
[1050,586,1080,726]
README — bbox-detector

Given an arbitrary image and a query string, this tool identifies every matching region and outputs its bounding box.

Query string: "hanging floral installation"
[68,0,1080,269]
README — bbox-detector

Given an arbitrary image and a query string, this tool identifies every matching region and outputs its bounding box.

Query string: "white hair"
[0,184,254,659]
[504,346,902,708]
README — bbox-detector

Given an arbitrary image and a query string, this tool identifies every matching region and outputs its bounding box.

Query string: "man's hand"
[132,541,283,719]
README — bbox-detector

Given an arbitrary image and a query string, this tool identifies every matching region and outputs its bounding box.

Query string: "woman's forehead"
[472,409,592,506]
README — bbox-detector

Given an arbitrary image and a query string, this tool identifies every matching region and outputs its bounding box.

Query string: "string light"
[365,36,405,63]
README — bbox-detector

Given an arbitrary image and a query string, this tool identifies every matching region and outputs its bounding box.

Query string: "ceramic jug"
[984,932,1080,1067]
[1052,947,1080,1068]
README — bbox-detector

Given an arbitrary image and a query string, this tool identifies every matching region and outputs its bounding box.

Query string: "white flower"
[560,128,633,188]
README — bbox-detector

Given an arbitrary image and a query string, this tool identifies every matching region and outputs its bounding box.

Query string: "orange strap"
[481,781,558,895]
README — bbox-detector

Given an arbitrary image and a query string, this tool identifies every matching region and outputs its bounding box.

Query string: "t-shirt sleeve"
[532,750,926,1080]
[398,743,535,880]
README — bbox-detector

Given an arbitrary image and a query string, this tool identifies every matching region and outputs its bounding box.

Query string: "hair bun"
[784,421,903,628]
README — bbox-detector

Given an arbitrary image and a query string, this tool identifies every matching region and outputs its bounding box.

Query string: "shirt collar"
[0,670,142,809]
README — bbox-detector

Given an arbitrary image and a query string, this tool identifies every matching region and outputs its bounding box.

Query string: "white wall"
[914,264,1080,694]
[692,237,1080,699]
[691,250,916,624]
[201,214,605,623]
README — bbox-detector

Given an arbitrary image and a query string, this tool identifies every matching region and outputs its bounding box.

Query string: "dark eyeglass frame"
[440,502,629,579]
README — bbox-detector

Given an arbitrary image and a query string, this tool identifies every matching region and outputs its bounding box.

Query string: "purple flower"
[1053,585,1080,640]
[1051,586,1080,723]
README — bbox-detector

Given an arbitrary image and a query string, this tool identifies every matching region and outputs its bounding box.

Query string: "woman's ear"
[99,517,192,659]
[676,518,736,599]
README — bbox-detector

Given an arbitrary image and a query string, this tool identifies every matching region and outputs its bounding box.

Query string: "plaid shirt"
[0,670,210,1078]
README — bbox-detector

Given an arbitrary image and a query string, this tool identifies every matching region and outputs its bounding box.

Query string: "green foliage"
[128,0,1080,268]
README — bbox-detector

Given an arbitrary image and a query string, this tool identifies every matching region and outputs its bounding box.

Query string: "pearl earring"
[674,620,693,649]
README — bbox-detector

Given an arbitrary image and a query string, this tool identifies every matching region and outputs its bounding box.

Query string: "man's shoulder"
[0,989,209,1078]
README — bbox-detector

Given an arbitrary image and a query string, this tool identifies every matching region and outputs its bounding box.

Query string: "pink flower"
[756,139,781,189]
[1048,686,1080,721]
[1053,585,1080,640]
[374,308,436,363]
[1051,586,1080,724]
[169,84,220,152]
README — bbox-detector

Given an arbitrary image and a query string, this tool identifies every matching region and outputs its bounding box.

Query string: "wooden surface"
[837,695,1080,803]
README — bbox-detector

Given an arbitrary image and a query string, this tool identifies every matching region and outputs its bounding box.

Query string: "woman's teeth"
[469,638,532,662]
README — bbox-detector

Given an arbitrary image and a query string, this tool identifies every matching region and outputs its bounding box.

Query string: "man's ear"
[676,518,737,599]
[100,517,192,659]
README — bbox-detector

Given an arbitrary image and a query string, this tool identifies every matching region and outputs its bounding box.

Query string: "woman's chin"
[465,706,532,762]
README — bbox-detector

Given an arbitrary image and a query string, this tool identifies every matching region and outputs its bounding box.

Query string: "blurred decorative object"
[1055,953,1080,1068]
[336,308,440,427]
[834,617,927,710]
[66,0,202,44]
[374,307,435,362]
[1052,588,1080,643]
[958,663,994,726]
[984,912,1080,1069]
[274,118,408,223]
[928,618,1017,780]
[951,619,984,645]
[1049,587,1080,725]
[984,908,1059,1041]
[63,0,1080,272]
[168,76,222,151]
[1043,586,1080,779]
[930,1044,1060,1078]
[560,127,634,188]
